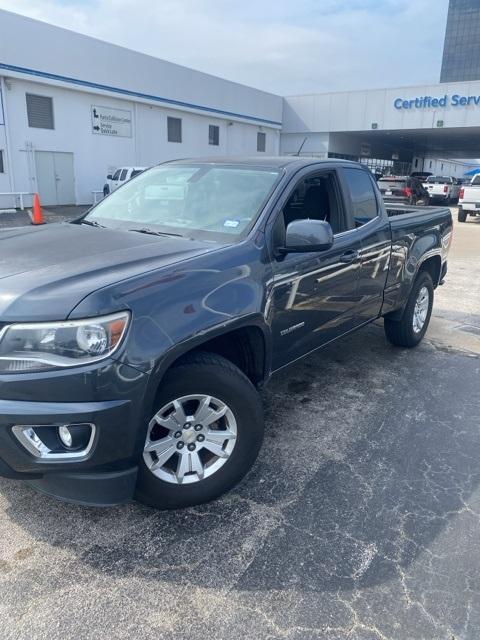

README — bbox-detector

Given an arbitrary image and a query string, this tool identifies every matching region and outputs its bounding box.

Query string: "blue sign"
[394,94,480,109]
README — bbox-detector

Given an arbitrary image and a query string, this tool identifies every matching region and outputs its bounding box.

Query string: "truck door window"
[119,169,128,181]
[112,170,121,181]
[343,168,378,227]
[282,172,348,235]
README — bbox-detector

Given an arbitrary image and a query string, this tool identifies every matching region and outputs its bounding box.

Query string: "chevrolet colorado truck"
[0,158,452,509]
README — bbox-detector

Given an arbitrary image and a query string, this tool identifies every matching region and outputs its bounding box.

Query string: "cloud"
[0,0,449,95]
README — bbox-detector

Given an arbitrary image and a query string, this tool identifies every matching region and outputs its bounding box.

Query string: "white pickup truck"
[103,166,147,197]
[422,176,460,203]
[457,174,480,222]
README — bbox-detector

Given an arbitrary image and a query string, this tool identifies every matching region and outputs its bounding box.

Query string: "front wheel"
[384,272,434,347]
[135,352,264,509]
[458,208,468,222]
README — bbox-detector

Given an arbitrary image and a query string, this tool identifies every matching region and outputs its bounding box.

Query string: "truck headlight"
[0,311,130,373]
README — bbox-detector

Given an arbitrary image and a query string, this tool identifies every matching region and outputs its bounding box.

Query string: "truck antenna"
[295,137,308,156]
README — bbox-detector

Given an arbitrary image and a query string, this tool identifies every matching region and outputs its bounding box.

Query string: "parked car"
[457,173,480,221]
[103,166,146,196]
[0,157,452,509]
[422,176,461,203]
[377,176,429,205]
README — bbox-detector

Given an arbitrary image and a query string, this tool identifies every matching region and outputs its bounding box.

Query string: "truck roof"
[165,156,362,170]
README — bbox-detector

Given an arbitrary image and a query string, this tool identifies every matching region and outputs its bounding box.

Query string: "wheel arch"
[384,253,441,322]
[417,254,442,288]
[144,317,271,408]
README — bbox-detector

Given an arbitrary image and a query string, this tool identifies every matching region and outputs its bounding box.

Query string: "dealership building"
[280,84,480,177]
[1,8,480,208]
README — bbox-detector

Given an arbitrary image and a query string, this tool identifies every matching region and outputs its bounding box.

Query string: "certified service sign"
[91,105,132,137]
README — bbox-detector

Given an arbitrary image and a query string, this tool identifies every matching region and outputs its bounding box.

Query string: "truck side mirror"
[107,174,113,180]
[280,219,334,254]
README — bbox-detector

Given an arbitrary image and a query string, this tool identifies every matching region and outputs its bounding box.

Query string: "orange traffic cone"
[31,193,45,225]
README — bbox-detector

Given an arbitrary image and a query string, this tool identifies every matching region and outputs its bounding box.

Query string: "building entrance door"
[35,151,75,205]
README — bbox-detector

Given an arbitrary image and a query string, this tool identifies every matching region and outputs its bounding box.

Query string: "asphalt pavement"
[0,209,479,640]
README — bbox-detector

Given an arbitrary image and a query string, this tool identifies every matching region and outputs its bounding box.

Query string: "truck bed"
[385,204,452,230]
[385,204,450,218]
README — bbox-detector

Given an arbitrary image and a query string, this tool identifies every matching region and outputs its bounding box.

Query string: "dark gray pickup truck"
[0,157,452,509]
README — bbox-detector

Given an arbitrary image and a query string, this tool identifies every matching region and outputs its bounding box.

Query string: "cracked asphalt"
[1,209,480,640]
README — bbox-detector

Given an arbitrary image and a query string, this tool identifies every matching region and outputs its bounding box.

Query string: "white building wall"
[420,158,473,178]
[2,77,280,204]
[4,77,137,204]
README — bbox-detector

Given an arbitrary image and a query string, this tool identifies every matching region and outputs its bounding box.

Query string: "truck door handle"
[339,250,359,264]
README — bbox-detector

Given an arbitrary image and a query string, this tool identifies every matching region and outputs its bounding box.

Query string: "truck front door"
[268,167,363,371]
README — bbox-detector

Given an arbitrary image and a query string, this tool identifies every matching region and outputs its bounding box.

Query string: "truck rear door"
[339,167,392,323]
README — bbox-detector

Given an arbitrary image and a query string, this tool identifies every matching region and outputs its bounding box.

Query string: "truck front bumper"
[0,359,149,505]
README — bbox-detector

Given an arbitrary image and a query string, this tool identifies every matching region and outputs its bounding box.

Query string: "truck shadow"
[1,323,479,596]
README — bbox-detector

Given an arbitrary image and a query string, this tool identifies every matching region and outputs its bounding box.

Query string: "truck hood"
[0,223,220,321]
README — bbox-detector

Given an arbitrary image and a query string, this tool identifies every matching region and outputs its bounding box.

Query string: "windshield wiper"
[81,219,106,228]
[128,227,184,238]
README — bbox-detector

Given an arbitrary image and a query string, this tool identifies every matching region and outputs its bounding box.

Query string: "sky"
[0,0,450,95]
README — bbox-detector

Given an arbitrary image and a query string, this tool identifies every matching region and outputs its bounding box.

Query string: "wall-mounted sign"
[91,105,132,137]
[394,94,480,110]
[360,142,371,157]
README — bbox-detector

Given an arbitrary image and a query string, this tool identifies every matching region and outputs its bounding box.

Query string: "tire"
[458,208,468,222]
[384,272,434,348]
[135,352,264,509]
[103,184,110,197]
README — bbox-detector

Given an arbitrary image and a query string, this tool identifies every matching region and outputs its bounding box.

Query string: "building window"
[209,124,220,146]
[257,132,266,152]
[26,93,54,129]
[0,150,4,173]
[167,117,182,143]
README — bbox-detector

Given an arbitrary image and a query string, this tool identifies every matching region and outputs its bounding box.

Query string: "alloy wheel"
[143,394,237,484]
[412,285,429,334]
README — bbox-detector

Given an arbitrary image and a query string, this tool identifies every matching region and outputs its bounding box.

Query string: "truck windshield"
[85,164,281,240]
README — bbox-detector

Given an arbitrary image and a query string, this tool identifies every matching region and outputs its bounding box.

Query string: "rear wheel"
[458,208,468,222]
[384,272,434,347]
[135,352,264,509]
